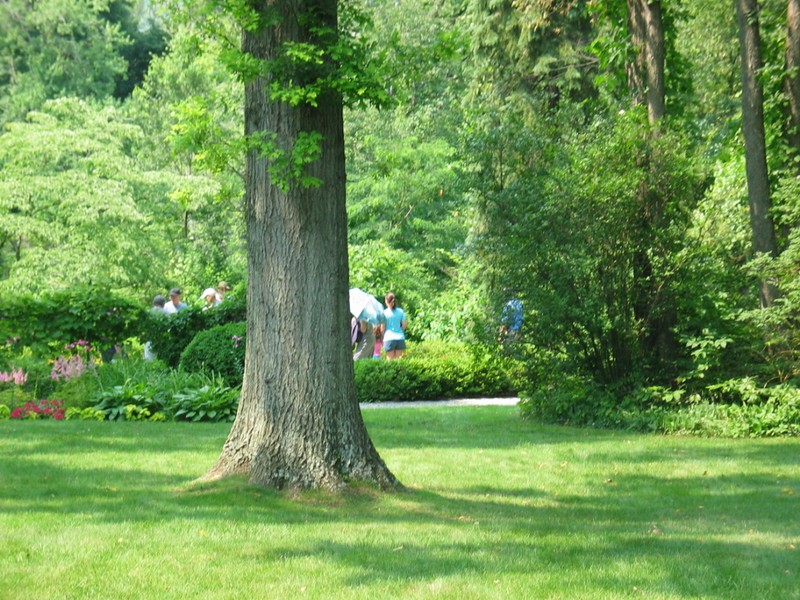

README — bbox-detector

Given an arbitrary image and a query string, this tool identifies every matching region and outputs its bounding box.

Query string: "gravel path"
[359,397,520,409]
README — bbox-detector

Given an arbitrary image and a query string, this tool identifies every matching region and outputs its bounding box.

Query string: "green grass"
[1,407,798,599]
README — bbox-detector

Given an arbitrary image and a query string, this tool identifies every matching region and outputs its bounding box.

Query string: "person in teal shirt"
[381,292,407,360]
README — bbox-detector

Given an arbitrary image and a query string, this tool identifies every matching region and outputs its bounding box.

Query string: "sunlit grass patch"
[1,408,798,599]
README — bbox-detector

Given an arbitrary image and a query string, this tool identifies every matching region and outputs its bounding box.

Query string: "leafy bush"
[93,381,166,421]
[171,381,239,422]
[518,373,630,428]
[142,296,245,367]
[51,355,165,409]
[520,371,800,437]
[654,383,800,437]
[0,287,144,359]
[1,353,59,401]
[87,362,238,423]
[179,321,246,386]
[0,386,34,410]
[65,407,106,421]
[0,404,9,419]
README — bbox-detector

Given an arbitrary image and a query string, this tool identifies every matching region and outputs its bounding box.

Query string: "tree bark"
[626,0,676,374]
[203,0,398,492]
[786,0,800,157]
[737,0,780,308]
[626,0,665,123]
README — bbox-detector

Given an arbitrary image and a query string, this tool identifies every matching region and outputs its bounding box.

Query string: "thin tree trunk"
[203,0,398,492]
[626,0,665,122]
[737,0,780,307]
[627,0,676,374]
[786,0,800,156]
[626,0,647,107]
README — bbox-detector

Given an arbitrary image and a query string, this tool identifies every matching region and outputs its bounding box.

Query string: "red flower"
[9,399,65,420]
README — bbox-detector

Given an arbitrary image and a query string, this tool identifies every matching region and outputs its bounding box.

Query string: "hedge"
[178,328,519,401]
[0,287,144,362]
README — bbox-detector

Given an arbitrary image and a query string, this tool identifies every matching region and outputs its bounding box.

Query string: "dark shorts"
[383,339,406,352]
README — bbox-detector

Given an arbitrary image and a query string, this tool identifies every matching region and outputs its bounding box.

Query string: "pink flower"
[12,368,27,385]
[51,355,87,382]
[0,368,28,385]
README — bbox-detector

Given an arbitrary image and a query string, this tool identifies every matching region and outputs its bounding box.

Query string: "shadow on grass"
[1,418,798,598]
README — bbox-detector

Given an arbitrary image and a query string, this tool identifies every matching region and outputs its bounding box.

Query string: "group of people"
[352,292,407,361]
[150,282,232,316]
[144,282,232,360]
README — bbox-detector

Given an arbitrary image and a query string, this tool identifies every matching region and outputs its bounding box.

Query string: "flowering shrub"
[51,355,89,382]
[65,339,93,353]
[9,399,66,420]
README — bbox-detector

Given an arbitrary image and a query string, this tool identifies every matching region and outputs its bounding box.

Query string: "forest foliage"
[1,0,800,434]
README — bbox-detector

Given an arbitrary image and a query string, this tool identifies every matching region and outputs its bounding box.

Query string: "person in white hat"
[200,287,220,310]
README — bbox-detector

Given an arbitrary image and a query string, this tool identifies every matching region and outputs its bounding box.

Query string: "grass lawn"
[1,406,798,599]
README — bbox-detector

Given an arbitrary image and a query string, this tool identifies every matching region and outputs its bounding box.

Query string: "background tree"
[0,98,177,292]
[127,21,248,291]
[344,0,471,333]
[737,0,780,307]
[0,0,130,123]
[786,0,800,158]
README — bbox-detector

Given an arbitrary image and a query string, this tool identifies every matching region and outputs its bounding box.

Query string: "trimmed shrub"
[142,296,245,367]
[179,321,246,387]
[354,359,429,402]
[355,341,520,402]
[179,336,518,402]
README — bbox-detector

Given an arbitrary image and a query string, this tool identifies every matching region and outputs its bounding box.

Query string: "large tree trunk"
[203,0,398,492]
[737,0,780,308]
[786,0,800,157]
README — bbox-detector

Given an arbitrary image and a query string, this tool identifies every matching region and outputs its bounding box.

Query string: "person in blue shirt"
[381,292,407,360]
[500,298,523,342]
[164,288,188,315]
